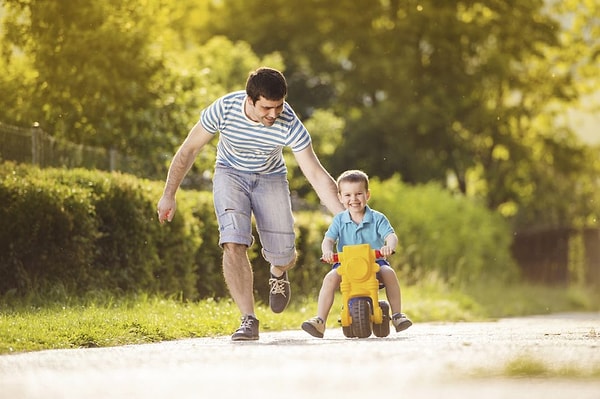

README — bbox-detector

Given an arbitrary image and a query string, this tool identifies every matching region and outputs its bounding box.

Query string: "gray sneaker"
[301,316,325,338]
[269,272,291,313]
[392,312,412,332]
[231,315,259,341]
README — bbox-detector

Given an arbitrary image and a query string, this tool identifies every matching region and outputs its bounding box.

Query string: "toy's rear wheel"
[342,326,354,338]
[350,298,372,338]
[372,300,391,337]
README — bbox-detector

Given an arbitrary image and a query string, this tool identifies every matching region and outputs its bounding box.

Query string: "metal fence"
[0,121,132,173]
[512,227,600,287]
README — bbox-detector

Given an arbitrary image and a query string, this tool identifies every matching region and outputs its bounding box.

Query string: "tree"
[2,1,166,150]
[0,1,283,180]
[207,0,600,228]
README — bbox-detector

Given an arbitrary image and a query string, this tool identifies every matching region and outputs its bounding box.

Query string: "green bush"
[0,163,202,299]
[369,175,518,286]
[0,163,519,302]
[0,164,98,295]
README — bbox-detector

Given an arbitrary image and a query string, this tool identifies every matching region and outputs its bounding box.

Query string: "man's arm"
[157,121,214,223]
[293,144,344,215]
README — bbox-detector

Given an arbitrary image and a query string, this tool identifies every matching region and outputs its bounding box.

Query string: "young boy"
[301,170,412,338]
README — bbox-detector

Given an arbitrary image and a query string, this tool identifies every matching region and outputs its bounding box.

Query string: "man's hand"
[157,196,176,224]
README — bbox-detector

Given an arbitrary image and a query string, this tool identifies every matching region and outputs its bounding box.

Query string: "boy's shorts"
[212,165,296,266]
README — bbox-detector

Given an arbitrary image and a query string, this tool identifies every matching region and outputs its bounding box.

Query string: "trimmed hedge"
[0,163,517,301]
[0,163,200,298]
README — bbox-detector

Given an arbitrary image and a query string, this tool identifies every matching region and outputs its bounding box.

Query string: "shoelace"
[268,277,290,296]
[239,316,256,330]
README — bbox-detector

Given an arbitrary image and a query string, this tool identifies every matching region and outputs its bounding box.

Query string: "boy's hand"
[379,245,395,257]
[321,250,335,263]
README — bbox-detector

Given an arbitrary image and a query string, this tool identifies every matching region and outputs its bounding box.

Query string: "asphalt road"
[0,313,599,399]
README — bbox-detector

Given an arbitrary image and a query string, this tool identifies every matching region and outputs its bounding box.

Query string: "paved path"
[0,313,599,399]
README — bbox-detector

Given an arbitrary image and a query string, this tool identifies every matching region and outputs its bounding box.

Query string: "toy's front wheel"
[350,298,372,338]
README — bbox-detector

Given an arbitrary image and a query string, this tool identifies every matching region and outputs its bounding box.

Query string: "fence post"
[31,122,41,166]
[109,148,118,171]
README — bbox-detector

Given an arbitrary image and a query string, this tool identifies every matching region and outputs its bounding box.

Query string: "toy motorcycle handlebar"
[321,249,390,264]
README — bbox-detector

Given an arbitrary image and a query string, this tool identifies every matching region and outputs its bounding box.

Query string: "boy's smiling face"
[338,181,370,214]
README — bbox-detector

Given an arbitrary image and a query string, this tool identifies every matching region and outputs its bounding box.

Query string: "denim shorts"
[212,165,296,266]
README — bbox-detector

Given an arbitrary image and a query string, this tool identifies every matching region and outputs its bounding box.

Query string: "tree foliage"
[208,0,600,229]
[0,0,598,230]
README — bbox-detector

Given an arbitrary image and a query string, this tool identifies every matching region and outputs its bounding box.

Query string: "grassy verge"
[1,277,598,355]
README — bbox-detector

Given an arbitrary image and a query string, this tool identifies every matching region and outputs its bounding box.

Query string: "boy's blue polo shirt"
[325,206,395,252]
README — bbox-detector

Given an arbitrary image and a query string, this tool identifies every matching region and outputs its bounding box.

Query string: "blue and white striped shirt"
[200,90,311,174]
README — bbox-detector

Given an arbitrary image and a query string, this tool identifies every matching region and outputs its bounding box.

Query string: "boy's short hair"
[336,170,369,191]
[246,67,287,103]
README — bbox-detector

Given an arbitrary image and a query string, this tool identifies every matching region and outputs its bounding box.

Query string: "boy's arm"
[321,236,336,262]
[381,233,399,257]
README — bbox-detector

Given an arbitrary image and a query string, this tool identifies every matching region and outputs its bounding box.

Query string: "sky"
[567,93,600,145]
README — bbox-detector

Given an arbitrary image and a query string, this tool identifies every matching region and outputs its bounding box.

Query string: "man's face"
[246,96,284,126]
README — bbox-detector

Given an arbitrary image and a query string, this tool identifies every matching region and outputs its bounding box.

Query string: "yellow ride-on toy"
[331,244,391,338]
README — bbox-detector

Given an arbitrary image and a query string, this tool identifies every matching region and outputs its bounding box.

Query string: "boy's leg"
[302,270,340,338]
[379,266,402,314]
[380,265,413,332]
[317,270,341,321]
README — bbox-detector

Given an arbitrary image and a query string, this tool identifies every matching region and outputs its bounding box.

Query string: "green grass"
[470,355,600,379]
[503,356,600,379]
[1,276,598,355]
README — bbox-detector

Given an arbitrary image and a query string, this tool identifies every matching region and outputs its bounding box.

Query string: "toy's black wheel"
[373,300,390,337]
[350,298,372,338]
[342,326,354,338]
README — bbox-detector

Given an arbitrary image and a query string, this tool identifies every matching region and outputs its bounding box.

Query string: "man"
[157,67,344,341]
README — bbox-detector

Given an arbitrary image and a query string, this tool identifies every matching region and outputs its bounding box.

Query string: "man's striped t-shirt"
[200,90,311,175]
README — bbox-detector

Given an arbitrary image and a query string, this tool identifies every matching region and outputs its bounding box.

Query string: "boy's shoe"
[231,315,259,341]
[301,316,325,338]
[392,312,412,332]
[269,271,291,313]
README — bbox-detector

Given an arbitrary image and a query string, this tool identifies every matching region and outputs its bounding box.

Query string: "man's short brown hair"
[246,67,287,103]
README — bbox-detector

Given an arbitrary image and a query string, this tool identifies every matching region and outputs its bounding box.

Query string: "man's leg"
[268,254,295,313]
[252,173,297,313]
[222,243,254,316]
[223,243,261,341]
[212,166,259,340]
[270,256,295,277]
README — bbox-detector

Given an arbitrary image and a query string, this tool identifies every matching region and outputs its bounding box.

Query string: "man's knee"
[274,252,297,272]
[262,248,296,270]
